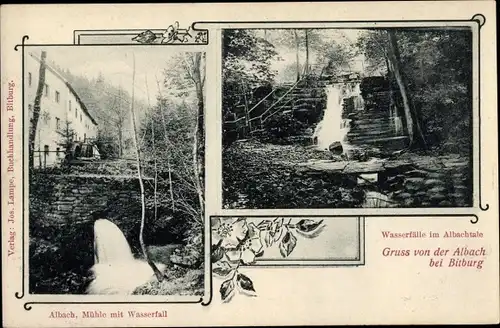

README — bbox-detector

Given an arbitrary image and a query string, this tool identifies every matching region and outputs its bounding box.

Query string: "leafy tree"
[56,120,75,164]
[356,28,472,152]
[222,29,278,124]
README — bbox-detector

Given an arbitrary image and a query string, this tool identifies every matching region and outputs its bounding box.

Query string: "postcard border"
[211,215,365,267]
[14,37,212,308]
[215,15,487,214]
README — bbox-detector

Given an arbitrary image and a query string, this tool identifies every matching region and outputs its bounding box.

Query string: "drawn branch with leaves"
[132,22,208,45]
[211,217,325,302]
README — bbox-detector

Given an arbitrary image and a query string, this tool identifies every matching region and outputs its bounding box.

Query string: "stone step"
[354,110,392,117]
[293,104,315,111]
[348,134,397,144]
[294,97,324,104]
[349,136,410,149]
[349,124,395,133]
[350,117,393,125]
[347,128,396,138]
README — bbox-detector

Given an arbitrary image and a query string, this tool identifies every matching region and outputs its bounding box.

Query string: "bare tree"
[29,51,47,170]
[293,30,301,81]
[181,53,205,223]
[155,76,175,211]
[129,53,164,282]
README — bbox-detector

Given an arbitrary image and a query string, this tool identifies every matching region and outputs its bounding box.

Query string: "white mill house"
[25,51,100,168]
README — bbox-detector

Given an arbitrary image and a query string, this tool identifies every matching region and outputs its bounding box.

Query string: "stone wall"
[31,174,144,221]
[29,173,152,251]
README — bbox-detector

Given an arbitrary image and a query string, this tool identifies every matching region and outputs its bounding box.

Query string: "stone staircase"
[345,81,410,152]
[257,75,410,152]
[271,79,326,124]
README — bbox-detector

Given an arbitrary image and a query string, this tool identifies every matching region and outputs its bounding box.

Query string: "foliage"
[94,129,120,159]
[212,217,326,302]
[60,68,143,157]
[222,29,279,129]
[138,52,205,268]
[356,29,472,153]
[260,111,308,142]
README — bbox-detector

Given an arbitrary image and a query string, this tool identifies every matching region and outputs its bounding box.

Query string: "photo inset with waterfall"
[222,28,473,209]
[27,46,206,296]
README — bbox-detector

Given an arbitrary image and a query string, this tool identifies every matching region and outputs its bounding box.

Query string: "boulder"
[328,141,343,154]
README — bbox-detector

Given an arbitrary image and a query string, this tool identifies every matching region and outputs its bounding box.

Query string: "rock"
[395,192,412,199]
[429,186,446,194]
[403,198,414,206]
[405,169,429,178]
[57,204,73,211]
[328,141,343,154]
[404,177,425,185]
[439,200,453,206]
[430,194,447,201]
[424,179,443,186]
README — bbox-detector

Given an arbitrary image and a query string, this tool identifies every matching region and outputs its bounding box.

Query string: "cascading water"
[313,84,346,151]
[86,219,165,295]
[92,219,134,264]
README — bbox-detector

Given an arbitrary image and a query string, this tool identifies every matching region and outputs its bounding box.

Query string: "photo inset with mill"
[26,46,206,295]
[222,28,473,209]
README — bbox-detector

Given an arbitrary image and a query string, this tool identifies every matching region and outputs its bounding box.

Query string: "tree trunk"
[129,53,164,282]
[193,54,205,223]
[181,53,205,223]
[29,51,47,170]
[293,30,300,81]
[117,89,123,157]
[192,118,204,224]
[154,77,175,211]
[386,30,426,148]
[145,77,158,222]
[386,31,414,145]
[305,29,310,76]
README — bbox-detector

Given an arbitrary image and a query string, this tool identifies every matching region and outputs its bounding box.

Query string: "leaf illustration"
[296,219,324,233]
[272,227,283,242]
[220,279,235,302]
[270,218,284,242]
[236,273,256,296]
[295,223,326,239]
[255,248,265,258]
[263,231,272,247]
[211,239,225,263]
[279,231,297,258]
[257,219,272,230]
[213,262,233,278]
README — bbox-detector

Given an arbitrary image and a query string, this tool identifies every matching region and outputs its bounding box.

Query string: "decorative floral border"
[132,22,208,45]
[211,217,326,302]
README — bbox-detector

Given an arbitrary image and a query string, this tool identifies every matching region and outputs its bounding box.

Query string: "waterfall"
[93,219,134,264]
[86,219,165,295]
[313,84,345,150]
[363,191,391,208]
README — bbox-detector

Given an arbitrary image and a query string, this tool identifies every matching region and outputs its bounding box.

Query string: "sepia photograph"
[222,28,473,209]
[26,46,206,295]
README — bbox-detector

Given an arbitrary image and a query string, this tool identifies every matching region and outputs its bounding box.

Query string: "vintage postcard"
[1,2,498,326]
